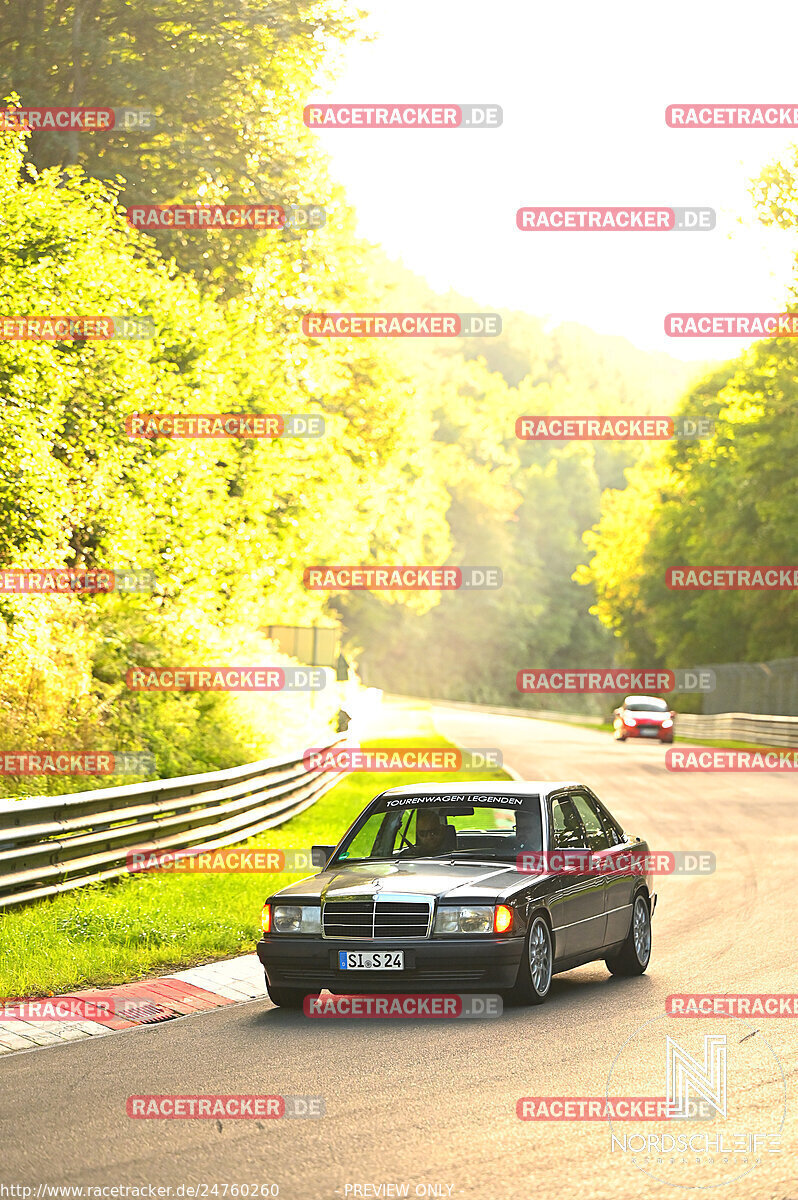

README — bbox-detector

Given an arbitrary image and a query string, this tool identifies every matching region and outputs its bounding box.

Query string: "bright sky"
[310,0,798,359]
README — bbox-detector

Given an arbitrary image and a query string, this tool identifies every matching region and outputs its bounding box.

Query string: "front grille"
[322,897,432,939]
[322,901,373,938]
[374,903,430,937]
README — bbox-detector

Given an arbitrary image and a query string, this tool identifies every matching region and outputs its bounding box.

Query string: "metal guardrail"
[0,737,345,909]
[673,712,798,748]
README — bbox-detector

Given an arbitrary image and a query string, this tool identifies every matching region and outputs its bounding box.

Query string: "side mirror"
[312,844,336,868]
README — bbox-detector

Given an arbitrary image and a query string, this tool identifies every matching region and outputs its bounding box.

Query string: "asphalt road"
[2,703,797,1199]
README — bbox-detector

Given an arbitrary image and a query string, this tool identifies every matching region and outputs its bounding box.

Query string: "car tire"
[265,981,313,1009]
[507,914,553,1005]
[605,893,651,976]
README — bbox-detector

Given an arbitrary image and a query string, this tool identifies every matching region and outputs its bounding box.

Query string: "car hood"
[272,859,523,903]
[627,710,669,721]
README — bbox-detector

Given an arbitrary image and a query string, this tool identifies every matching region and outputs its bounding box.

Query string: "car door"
[547,791,608,958]
[570,789,628,951]
[583,790,639,947]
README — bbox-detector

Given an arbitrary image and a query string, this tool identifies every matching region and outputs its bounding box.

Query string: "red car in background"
[613,695,675,743]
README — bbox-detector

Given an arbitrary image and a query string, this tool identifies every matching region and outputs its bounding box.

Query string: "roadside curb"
[0,952,268,1056]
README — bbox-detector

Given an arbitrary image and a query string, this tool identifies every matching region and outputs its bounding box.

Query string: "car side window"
[592,797,626,846]
[549,796,587,849]
[570,793,611,851]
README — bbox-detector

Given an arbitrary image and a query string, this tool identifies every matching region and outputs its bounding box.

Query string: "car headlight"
[271,904,321,934]
[434,905,494,935]
[624,715,637,726]
[661,718,673,728]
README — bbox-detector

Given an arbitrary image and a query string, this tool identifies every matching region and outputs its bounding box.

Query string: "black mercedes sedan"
[256,781,656,1008]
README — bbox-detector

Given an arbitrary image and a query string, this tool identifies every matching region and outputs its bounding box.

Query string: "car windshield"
[332,793,543,864]
[625,699,669,712]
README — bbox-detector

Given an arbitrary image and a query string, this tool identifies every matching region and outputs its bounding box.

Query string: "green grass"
[0,704,509,999]
[569,719,614,734]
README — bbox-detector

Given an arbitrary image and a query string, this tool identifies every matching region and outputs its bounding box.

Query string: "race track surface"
[2,703,796,1199]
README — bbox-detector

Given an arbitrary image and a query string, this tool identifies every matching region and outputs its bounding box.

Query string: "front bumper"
[624,725,673,742]
[257,935,524,993]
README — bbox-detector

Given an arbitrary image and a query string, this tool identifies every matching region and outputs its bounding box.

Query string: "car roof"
[378,780,581,799]
[624,695,666,702]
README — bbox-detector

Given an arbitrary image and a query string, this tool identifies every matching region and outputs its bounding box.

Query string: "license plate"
[338,950,404,970]
[640,727,658,737]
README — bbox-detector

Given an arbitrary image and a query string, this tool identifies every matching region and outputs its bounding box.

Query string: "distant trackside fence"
[672,712,798,748]
[0,737,345,910]
[398,697,798,748]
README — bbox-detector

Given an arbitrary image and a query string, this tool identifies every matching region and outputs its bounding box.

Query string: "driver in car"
[405,809,453,856]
